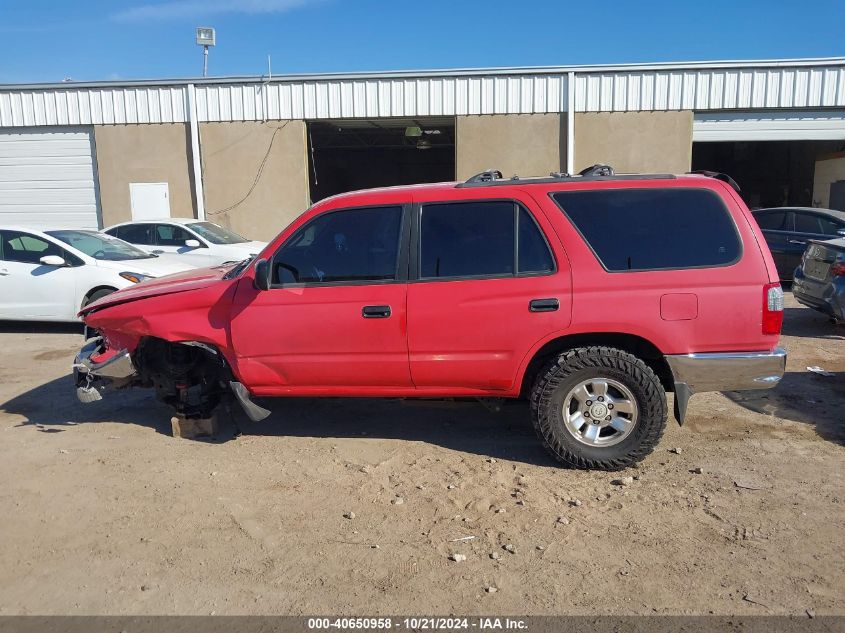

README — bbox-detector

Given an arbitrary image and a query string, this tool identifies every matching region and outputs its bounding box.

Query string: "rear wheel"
[530,346,667,470]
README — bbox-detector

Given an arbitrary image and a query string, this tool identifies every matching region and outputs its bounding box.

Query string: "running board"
[229,381,271,422]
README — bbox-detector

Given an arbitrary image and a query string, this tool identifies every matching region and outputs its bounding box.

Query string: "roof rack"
[456,164,676,188]
[464,169,503,183]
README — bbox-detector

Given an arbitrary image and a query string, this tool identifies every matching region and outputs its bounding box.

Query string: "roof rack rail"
[456,165,676,189]
[464,169,503,184]
[688,170,741,194]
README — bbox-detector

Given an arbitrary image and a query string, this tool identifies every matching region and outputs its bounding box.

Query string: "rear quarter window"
[551,188,741,272]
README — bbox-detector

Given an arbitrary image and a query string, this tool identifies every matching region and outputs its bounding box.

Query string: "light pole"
[195,27,216,77]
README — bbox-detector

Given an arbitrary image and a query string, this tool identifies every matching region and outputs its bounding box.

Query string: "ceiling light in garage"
[416,139,432,150]
[405,126,423,138]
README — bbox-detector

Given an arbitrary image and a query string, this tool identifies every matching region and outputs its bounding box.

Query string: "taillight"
[763,283,784,335]
[831,261,845,276]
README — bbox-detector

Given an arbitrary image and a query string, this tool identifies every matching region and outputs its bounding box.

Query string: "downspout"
[566,71,575,175]
[187,83,206,221]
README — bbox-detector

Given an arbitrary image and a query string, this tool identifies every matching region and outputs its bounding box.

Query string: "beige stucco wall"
[93,124,196,228]
[199,121,309,241]
[813,154,845,208]
[456,114,564,180]
[574,111,693,174]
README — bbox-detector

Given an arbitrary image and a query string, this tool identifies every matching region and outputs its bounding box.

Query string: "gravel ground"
[0,292,842,616]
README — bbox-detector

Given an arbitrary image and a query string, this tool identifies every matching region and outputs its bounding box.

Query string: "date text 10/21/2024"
[306,618,529,630]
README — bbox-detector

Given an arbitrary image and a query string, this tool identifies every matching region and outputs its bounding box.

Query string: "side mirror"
[40,255,66,267]
[253,258,271,291]
[184,239,201,248]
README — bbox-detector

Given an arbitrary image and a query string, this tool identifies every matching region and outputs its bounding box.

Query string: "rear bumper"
[666,347,787,423]
[793,270,845,319]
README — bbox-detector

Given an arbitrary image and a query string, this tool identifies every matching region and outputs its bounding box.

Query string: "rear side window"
[419,201,555,279]
[754,211,786,231]
[117,224,155,246]
[551,188,741,271]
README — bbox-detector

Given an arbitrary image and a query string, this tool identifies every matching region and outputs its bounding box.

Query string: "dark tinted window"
[1,231,63,264]
[518,208,555,273]
[818,216,845,236]
[156,224,192,246]
[793,212,829,235]
[272,206,402,284]
[421,201,514,278]
[116,224,155,246]
[754,211,786,231]
[552,188,741,271]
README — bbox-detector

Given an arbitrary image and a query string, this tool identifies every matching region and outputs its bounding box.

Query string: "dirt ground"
[0,292,842,616]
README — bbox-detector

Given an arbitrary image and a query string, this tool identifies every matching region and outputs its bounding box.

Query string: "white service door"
[0,127,99,229]
[130,182,170,220]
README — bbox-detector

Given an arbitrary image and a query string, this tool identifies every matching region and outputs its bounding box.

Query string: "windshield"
[187,221,249,245]
[47,230,154,261]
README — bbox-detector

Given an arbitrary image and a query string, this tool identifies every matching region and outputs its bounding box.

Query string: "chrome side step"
[229,381,271,422]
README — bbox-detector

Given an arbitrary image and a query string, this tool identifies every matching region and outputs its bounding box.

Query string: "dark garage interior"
[307,117,455,201]
[692,140,845,209]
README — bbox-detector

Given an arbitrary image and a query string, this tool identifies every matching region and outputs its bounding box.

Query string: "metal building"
[1,57,844,238]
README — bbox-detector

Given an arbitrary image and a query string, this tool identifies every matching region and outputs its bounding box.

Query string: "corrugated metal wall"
[1,61,845,127]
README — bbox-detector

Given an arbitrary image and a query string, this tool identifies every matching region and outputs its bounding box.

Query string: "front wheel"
[530,346,667,470]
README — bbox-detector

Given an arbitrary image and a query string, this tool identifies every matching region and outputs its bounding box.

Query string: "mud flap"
[673,382,691,426]
[229,381,271,422]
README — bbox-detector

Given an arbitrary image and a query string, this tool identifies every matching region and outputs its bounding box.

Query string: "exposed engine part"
[133,338,230,419]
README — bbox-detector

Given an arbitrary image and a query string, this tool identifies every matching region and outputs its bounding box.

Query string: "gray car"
[793,238,845,322]
[752,207,845,280]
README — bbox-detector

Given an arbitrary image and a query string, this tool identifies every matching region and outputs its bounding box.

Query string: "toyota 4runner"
[73,167,786,470]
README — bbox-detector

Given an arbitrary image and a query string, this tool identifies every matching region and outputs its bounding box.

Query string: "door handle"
[0,269,8,276]
[151,249,164,254]
[789,239,807,245]
[362,305,391,318]
[529,298,559,312]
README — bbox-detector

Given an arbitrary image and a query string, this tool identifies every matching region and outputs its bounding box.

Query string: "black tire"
[530,346,667,470]
[82,288,115,308]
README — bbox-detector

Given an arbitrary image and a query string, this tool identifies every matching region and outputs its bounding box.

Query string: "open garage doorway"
[307,117,455,202]
[692,140,845,209]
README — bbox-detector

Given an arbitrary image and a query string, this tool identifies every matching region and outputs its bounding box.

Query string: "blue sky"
[1,0,844,84]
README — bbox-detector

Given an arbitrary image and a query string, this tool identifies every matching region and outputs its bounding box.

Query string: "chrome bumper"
[666,347,787,423]
[73,337,137,403]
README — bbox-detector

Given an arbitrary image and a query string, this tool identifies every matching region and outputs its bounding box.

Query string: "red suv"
[74,167,786,470]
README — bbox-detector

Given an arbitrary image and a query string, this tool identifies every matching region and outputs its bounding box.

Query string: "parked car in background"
[104,219,267,268]
[751,207,845,280]
[0,228,196,322]
[793,238,845,323]
[74,168,786,470]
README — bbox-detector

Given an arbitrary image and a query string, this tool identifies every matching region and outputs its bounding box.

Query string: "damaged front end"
[73,336,139,403]
[73,335,270,422]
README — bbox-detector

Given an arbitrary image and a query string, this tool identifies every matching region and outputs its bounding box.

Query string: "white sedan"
[0,227,197,322]
[104,218,267,267]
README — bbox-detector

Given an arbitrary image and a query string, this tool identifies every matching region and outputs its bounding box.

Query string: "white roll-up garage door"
[693,110,845,142]
[0,126,100,229]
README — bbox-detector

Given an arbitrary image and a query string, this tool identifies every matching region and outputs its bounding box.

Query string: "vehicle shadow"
[1,375,556,466]
[1,374,175,436]
[723,370,845,445]
[781,307,844,340]
[0,321,84,335]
